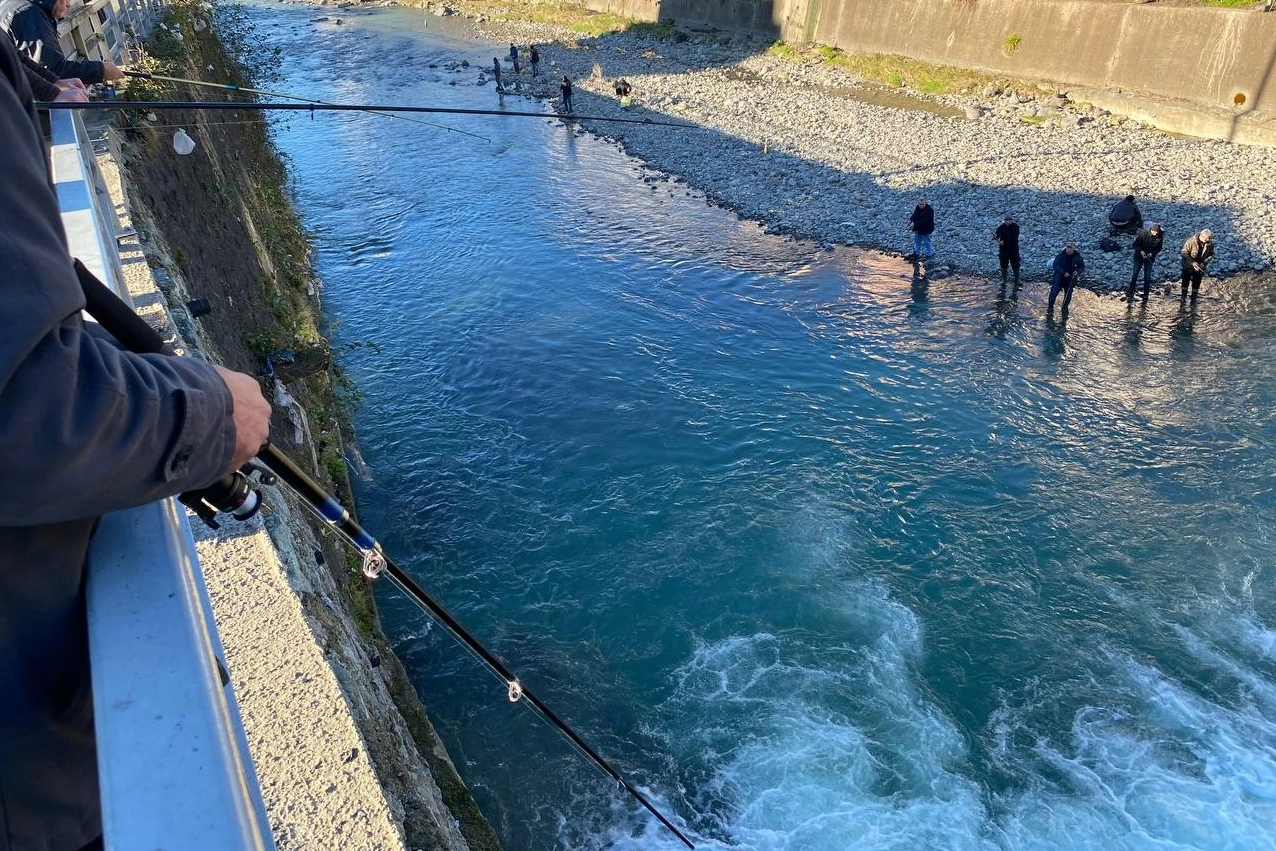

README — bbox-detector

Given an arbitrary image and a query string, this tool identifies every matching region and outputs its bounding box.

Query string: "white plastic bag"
[172,128,196,155]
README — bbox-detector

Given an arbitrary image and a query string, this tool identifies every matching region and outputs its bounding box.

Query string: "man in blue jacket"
[0,0,123,84]
[0,34,269,851]
[1048,242,1085,314]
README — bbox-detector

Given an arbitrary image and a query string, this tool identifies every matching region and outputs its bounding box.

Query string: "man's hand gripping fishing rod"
[73,260,695,849]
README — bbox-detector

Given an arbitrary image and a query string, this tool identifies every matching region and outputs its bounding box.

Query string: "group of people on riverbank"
[908,197,1217,317]
[491,42,578,114]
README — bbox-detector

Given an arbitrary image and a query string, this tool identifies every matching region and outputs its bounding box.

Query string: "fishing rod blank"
[71,260,695,850]
[47,99,702,128]
[121,69,493,143]
[258,443,696,849]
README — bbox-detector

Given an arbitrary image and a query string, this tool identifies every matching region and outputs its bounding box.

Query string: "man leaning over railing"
[0,34,270,851]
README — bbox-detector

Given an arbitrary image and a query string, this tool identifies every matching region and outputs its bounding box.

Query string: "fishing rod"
[71,260,696,850]
[121,69,492,143]
[48,98,702,128]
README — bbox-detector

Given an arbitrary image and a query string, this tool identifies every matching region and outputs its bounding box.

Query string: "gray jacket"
[1180,233,1215,270]
[1,36,235,851]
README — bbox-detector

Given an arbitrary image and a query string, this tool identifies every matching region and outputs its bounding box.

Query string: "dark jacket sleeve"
[0,45,234,527]
[8,5,105,83]
[18,46,57,99]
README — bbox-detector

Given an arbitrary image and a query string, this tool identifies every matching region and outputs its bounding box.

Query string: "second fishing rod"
[72,260,696,850]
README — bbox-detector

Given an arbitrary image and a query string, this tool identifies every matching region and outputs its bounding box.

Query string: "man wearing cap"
[1128,222,1164,300]
[1180,228,1214,301]
[993,214,1021,284]
[1048,242,1085,314]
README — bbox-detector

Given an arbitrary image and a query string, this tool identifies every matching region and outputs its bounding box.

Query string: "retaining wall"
[585,0,1276,145]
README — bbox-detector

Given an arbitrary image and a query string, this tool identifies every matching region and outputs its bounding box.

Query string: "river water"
[248,4,1276,849]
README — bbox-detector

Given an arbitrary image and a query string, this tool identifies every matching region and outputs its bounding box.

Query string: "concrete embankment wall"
[586,0,1276,145]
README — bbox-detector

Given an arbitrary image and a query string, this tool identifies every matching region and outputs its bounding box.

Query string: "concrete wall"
[583,0,1276,144]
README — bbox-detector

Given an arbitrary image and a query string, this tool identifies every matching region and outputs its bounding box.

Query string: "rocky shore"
[405,1,1275,289]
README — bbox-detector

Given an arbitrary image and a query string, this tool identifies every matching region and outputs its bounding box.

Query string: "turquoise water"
[251,5,1276,849]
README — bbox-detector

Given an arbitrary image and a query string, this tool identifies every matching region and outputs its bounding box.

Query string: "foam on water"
[583,582,1276,851]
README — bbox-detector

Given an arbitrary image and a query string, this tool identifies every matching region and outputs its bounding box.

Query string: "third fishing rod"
[122,68,494,142]
[72,259,696,850]
[48,96,703,129]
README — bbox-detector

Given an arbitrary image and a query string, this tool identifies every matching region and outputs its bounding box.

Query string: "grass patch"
[443,0,675,38]
[768,39,1027,98]
[1019,114,1047,124]
[767,40,799,59]
[1003,33,1022,54]
[568,11,630,36]
[629,20,674,38]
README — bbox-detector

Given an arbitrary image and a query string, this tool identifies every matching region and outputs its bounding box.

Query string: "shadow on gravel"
[495,20,1266,287]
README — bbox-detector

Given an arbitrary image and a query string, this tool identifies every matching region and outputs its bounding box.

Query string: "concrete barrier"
[583,0,1276,146]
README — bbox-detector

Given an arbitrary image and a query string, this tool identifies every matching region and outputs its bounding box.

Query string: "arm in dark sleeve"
[8,6,104,83]
[0,48,234,526]
[18,48,58,100]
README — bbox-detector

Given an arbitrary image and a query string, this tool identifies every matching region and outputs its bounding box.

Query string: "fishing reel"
[179,460,277,529]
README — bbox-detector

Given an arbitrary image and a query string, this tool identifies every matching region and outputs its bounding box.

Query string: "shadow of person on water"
[1042,314,1069,360]
[986,279,1022,340]
[1122,298,1150,351]
[908,261,929,319]
[1169,300,1200,361]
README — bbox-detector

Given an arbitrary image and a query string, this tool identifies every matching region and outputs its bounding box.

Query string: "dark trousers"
[1129,254,1154,297]
[998,246,1020,280]
[1181,265,1204,299]
[1048,275,1076,312]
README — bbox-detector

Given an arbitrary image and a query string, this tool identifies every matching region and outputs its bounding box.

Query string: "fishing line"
[48,99,701,128]
[123,69,493,143]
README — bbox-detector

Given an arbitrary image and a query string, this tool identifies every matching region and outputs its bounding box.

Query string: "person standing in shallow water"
[908,198,935,261]
[1128,222,1164,301]
[560,75,573,113]
[1180,228,1214,302]
[1048,242,1085,315]
[993,214,1021,284]
[491,57,502,90]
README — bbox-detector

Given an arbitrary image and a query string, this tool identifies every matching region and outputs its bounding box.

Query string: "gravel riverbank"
[385,1,1275,290]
